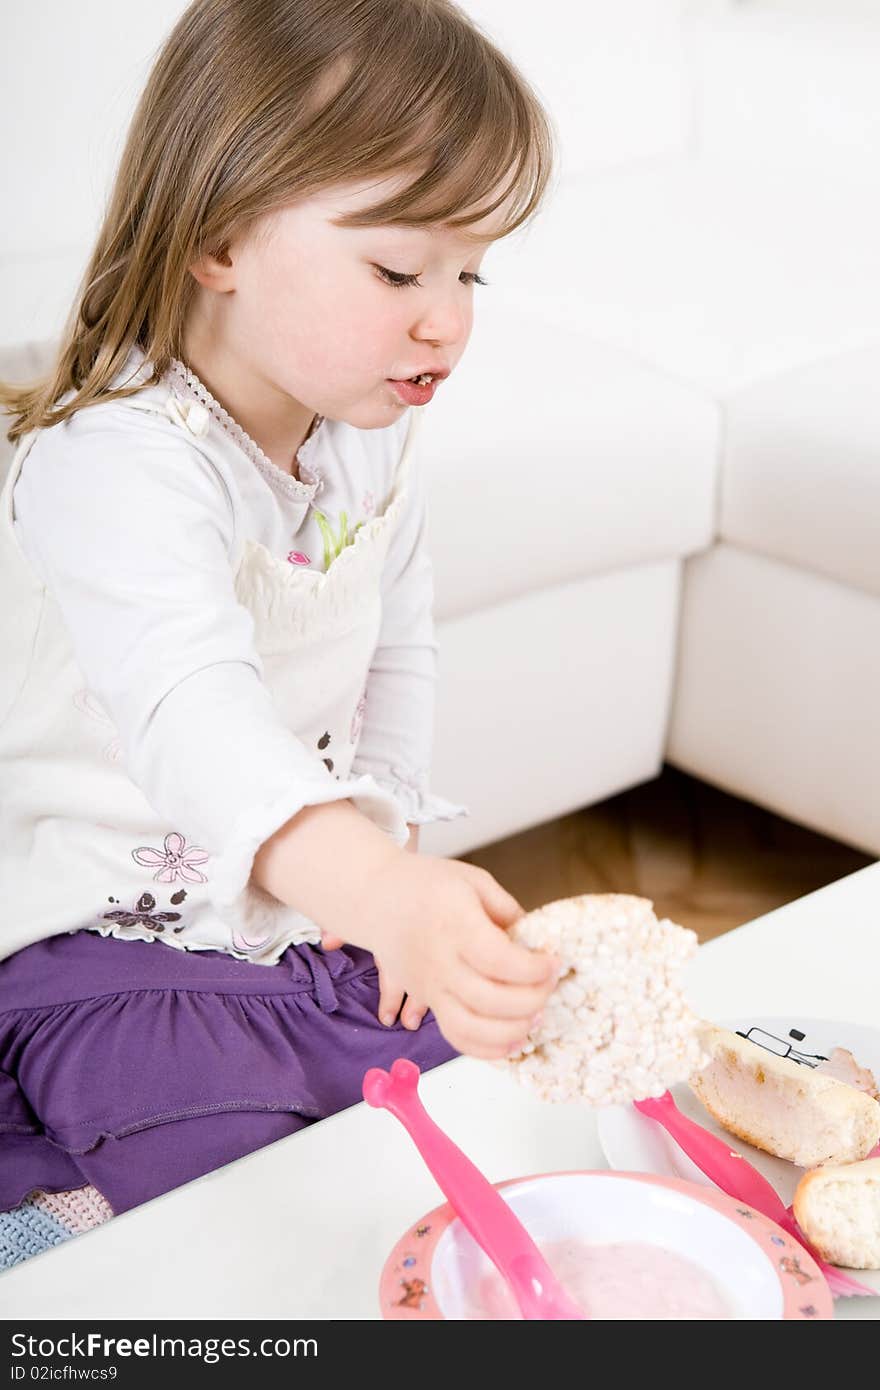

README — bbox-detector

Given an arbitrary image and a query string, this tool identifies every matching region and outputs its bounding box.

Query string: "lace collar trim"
[167,359,325,503]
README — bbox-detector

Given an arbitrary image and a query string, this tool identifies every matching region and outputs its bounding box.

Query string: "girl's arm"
[301,818,418,1007]
[250,800,559,1058]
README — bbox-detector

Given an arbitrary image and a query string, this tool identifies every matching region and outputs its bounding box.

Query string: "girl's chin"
[333,393,409,429]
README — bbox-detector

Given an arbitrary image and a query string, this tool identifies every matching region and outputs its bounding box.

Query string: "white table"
[3,862,879,1320]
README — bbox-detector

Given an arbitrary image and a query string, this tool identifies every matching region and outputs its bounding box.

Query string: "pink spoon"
[634,1091,876,1298]
[363,1058,585,1320]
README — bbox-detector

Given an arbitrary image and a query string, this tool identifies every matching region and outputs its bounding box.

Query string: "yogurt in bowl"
[379,1171,832,1320]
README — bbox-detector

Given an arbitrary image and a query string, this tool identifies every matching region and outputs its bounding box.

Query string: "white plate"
[596,1016,880,1209]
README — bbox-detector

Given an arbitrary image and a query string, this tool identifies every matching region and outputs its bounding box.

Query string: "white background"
[4,1,880,348]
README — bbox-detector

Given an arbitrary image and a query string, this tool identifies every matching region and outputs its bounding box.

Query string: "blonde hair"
[1,0,555,443]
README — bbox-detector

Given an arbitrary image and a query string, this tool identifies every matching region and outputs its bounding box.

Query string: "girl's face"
[190,175,505,434]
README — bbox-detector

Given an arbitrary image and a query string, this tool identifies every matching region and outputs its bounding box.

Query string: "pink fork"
[634,1091,877,1299]
[363,1058,585,1320]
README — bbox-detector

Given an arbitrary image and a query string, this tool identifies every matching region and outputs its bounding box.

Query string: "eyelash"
[374,265,488,289]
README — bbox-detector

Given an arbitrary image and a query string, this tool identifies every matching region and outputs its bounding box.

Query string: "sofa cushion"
[421,300,718,621]
[489,159,880,397]
[667,542,880,857]
[424,559,682,858]
[721,347,880,600]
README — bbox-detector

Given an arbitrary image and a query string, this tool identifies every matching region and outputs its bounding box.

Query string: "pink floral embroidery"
[132,832,209,884]
[287,550,310,565]
[350,690,367,744]
[362,491,376,517]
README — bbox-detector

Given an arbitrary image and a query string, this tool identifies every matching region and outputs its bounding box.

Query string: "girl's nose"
[411,296,470,349]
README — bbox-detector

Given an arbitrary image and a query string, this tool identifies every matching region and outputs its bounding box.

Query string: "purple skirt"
[0,931,457,1216]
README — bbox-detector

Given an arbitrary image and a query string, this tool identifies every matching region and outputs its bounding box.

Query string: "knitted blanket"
[1,1187,112,1270]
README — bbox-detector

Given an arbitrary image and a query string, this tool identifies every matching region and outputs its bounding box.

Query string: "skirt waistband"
[0,930,375,1015]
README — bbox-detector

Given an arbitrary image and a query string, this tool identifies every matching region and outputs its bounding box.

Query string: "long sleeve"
[349,423,467,827]
[12,413,408,937]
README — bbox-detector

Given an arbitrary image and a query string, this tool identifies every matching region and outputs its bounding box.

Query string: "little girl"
[0,0,559,1223]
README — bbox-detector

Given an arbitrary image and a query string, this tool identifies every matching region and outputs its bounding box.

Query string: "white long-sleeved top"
[0,350,465,964]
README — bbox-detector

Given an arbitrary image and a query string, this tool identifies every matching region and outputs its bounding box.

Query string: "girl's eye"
[374,265,489,289]
[375,266,422,288]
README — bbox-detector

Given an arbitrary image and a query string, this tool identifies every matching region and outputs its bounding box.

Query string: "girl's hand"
[317,945,428,1030]
[322,823,427,1029]
[330,853,559,1059]
[376,962,427,1031]
[374,822,425,1028]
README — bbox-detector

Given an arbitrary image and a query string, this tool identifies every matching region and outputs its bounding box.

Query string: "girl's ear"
[188,244,235,291]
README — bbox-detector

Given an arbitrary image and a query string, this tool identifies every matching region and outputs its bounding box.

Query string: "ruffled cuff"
[210,773,410,949]
[365,763,469,828]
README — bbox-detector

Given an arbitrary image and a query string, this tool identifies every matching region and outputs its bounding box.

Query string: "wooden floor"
[464,765,875,943]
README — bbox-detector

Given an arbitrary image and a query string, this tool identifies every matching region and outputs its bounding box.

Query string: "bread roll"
[690,1024,880,1167]
[793,1158,880,1270]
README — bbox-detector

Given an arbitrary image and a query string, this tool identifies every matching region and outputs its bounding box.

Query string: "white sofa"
[418,0,880,860]
[2,1,879,861]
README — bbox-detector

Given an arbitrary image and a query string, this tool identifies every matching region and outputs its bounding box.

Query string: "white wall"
[685,1,880,170]
[1,2,189,348]
[454,0,691,176]
[0,0,692,348]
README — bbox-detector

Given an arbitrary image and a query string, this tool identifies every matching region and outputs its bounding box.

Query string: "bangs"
[320,10,554,242]
[334,130,545,244]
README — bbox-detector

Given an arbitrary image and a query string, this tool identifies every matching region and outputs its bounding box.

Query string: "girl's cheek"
[345,320,411,380]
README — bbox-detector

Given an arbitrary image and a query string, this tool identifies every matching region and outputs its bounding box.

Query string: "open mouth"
[386,373,445,403]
